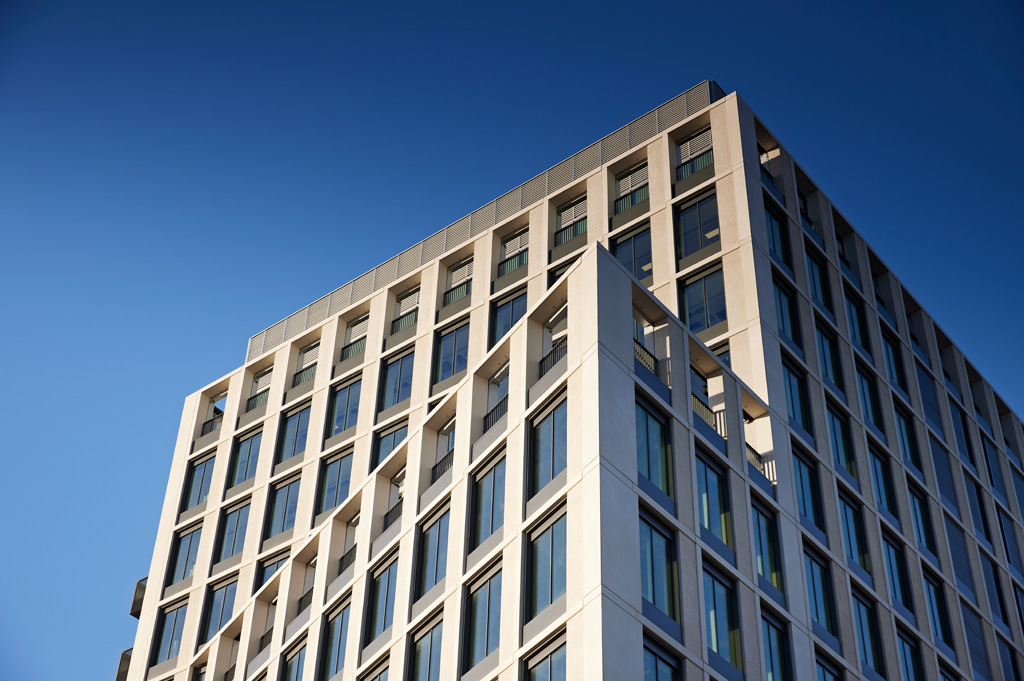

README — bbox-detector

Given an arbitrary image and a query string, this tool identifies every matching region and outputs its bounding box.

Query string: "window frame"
[264,477,301,539]
[526,510,568,621]
[230,430,263,489]
[464,563,503,670]
[317,449,354,516]
[529,396,568,499]
[378,351,415,412]
[275,404,311,465]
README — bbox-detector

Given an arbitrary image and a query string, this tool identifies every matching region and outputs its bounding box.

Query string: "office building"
[119,80,1024,681]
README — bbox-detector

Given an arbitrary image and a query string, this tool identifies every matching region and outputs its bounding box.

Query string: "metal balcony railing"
[200,413,223,436]
[339,545,357,574]
[442,280,471,307]
[692,394,727,438]
[383,499,403,531]
[675,149,713,181]
[258,628,274,652]
[539,337,568,378]
[292,364,316,388]
[633,339,658,375]
[297,586,314,614]
[129,577,147,619]
[246,389,270,413]
[224,663,236,681]
[115,648,132,681]
[760,166,785,205]
[497,250,528,278]
[614,184,649,214]
[746,443,766,475]
[390,309,418,335]
[340,336,366,361]
[553,217,587,247]
[483,394,508,433]
[431,450,455,484]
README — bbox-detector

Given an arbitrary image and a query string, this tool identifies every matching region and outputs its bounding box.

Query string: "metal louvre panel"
[998,638,1017,681]
[351,271,373,300]
[496,188,521,222]
[628,111,657,149]
[961,602,992,681]
[576,142,600,176]
[284,309,307,339]
[446,217,470,250]
[329,283,352,315]
[685,81,710,116]
[616,163,648,196]
[298,341,320,368]
[396,288,420,315]
[548,158,573,193]
[449,259,473,286]
[373,256,399,290]
[470,204,495,236]
[657,94,687,132]
[679,128,713,164]
[264,320,285,350]
[557,196,586,228]
[946,516,975,593]
[307,296,328,327]
[253,368,273,392]
[602,126,628,162]
[422,231,445,261]
[502,229,529,257]
[397,245,420,277]
[347,315,369,340]
[247,333,265,361]
[522,173,547,207]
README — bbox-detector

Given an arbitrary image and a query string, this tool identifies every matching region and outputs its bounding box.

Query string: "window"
[230,431,262,487]
[636,401,672,499]
[962,602,992,681]
[704,568,741,669]
[466,570,502,668]
[554,195,587,247]
[341,315,369,360]
[676,128,713,180]
[328,380,361,437]
[816,325,843,391]
[256,554,287,590]
[320,605,350,680]
[895,409,921,469]
[950,399,976,467]
[946,515,975,596]
[379,353,414,411]
[805,552,836,635]
[392,287,420,333]
[411,621,443,681]
[681,267,726,334]
[846,294,871,355]
[983,556,1009,626]
[151,602,187,665]
[317,451,353,515]
[762,615,789,681]
[883,333,908,392]
[366,559,398,642]
[418,510,449,597]
[443,257,473,304]
[765,206,792,267]
[167,526,202,586]
[614,162,649,214]
[897,633,923,681]
[472,457,505,548]
[276,406,311,464]
[998,510,1022,574]
[364,668,389,681]
[491,290,527,345]
[676,193,720,259]
[840,497,870,573]
[373,422,408,469]
[774,280,801,348]
[182,457,214,511]
[909,488,936,555]
[216,503,249,562]
[644,642,680,681]
[857,366,884,432]
[696,457,732,547]
[871,452,899,519]
[794,453,823,528]
[265,478,300,538]
[931,437,959,512]
[499,228,529,275]
[752,506,782,590]
[783,361,811,434]
[966,479,991,544]
[884,537,913,612]
[853,594,884,676]
[916,362,943,435]
[827,406,856,479]
[983,437,1007,500]
[294,341,320,387]
[817,660,840,681]
[281,646,305,681]
[806,253,833,313]
[530,399,567,497]
[528,514,567,619]
[434,323,469,383]
[201,579,237,642]
[924,574,953,648]
[613,226,653,284]
[639,515,679,621]
[528,643,566,681]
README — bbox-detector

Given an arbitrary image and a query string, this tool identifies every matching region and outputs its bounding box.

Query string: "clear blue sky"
[0,1,1021,678]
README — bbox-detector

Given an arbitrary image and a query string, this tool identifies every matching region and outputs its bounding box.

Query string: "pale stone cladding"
[122,82,1024,681]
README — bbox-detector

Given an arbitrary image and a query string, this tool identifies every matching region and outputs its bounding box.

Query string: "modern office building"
[119,80,1024,681]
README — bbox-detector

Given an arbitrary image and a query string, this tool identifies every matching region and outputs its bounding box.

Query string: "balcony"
[339,545,357,574]
[246,389,270,413]
[258,627,274,652]
[746,443,776,497]
[553,217,587,248]
[431,449,455,484]
[292,364,316,388]
[200,414,223,436]
[386,309,418,351]
[611,184,650,231]
[115,648,132,681]
[673,149,715,197]
[442,280,471,307]
[382,498,403,531]
[633,339,670,403]
[539,337,568,379]
[129,577,147,619]
[801,212,824,248]
[494,250,529,293]
[692,393,726,452]
[483,394,508,434]
[341,336,366,361]
[297,586,314,614]
[760,166,786,207]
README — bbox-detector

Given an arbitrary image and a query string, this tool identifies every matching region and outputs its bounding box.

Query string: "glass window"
[367,560,398,642]
[895,409,921,469]
[983,556,1009,626]
[317,452,353,515]
[379,353,414,411]
[411,621,443,681]
[676,194,720,259]
[840,497,870,573]
[281,646,305,681]
[276,406,311,464]
[644,643,680,681]
[320,605,349,679]
[846,294,871,355]
[696,457,732,547]
[909,488,936,554]
[168,526,202,585]
[884,538,913,612]
[752,506,782,589]
[472,458,505,548]
[418,510,449,597]
[231,431,262,487]
[871,452,899,518]
[924,575,953,647]
[256,554,287,590]
[998,510,1022,574]
[183,457,214,511]
[916,362,944,435]
[794,454,823,528]
[704,569,741,668]
[265,479,300,538]
[636,402,672,498]
[857,367,884,432]
[816,325,843,391]
[762,616,788,681]
[853,594,884,676]
[639,516,679,620]
[373,423,408,469]
[365,668,388,681]
[774,281,800,347]
[681,268,727,334]
[435,324,469,383]
[827,406,855,479]
[466,571,502,669]
[202,580,237,643]
[491,291,527,346]
[950,399,976,467]
[328,381,361,437]
[151,602,187,665]
[983,437,1008,500]
[897,634,923,681]
[613,227,653,282]
[817,660,840,681]
[883,333,908,392]
[528,643,566,681]
[931,437,959,512]
[216,504,249,562]
[966,479,991,543]
[784,361,811,433]
[805,552,836,634]
[765,206,791,267]
[529,514,567,619]
[531,400,567,497]
[806,253,833,313]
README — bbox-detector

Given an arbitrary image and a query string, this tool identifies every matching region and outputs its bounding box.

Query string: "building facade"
[120,81,1024,681]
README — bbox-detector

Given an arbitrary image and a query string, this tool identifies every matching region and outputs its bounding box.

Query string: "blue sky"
[0,1,1021,678]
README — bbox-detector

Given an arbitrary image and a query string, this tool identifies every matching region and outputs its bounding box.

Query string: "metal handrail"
[633,339,658,375]
[383,498,403,531]
[129,577,147,619]
[761,166,785,205]
[390,309,418,335]
[675,149,713,181]
[339,545,357,574]
[246,389,270,412]
[614,183,649,214]
[340,336,367,361]
[692,393,727,438]
[431,450,455,483]
[539,337,568,378]
[200,414,222,436]
[497,250,528,278]
[442,280,471,307]
[483,394,508,433]
[292,364,316,388]
[553,217,587,247]
[297,586,314,613]
[258,628,273,652]
[746,444,765,474]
